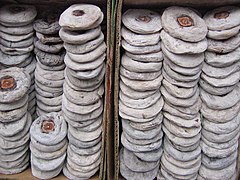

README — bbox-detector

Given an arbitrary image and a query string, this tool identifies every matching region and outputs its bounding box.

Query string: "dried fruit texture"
[122,9,162,34]
[59,4,105,179]
[0,76,16,91]
[59,4,103,30]
[199,6,240,178]
[0,4,37,27]
[42,119,55,133]
[161,6,207,42]
[120,8,164,180]
[204,6,240,30]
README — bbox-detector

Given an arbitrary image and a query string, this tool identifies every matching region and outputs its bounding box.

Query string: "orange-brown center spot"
[41,119,55,133]
[0,76,16,91]
[72,10,85,16]
[9,6,26,14]
[214,11,230,19]
[136,15,151,23]
[177,15,194,27]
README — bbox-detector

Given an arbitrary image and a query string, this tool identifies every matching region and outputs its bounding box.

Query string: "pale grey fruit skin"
[207,25,240,40]
[0,112,28,137]
[0,155,29,175]
[122,40,161,55]
[121,132,162,153]
[64,52,105,71]
[119,90,160,109]
[202,61,240,79]
[64,162,99,179]
[65,33,107,53]
[0,51,31,66]
[36,32,62,44]
[0,4,37,27]
[120,148,159,180]
[119,97,164,119]
[163,125,201,147]
[202,150,238,170]
[125,50,163,63]
[67,145,101,166]
[163,61,201,82]
[120,74,163,91]
[164,55,203,76]
[122,118,162,140]
[134,147,163,162]
[161,153,201,177]
[0,36,34,48]
[161,6,207,42]
[123,148,159,172]
[0,67,31,103]
[199,161,236,180]
[161,86,199,107]
[201,71,240,88]
[0,23,33,35]
[200,139,238,158]
[163,137,201,162]
[0,44,34,56]
[162,79,198,99]
[0,30,34,43]
[201,101,240,123]
[122,9,162,34]
[120,66,162,81]
[203,6,240,31]
[160,30,208,54]
[30,112,67,145]
[31,153,66,172]
[205,47,240,68]
[31,163,63,180]
[68,123,102,142]
[200,85,240,110]
[59,26,101,45]
[33,18,60,35]
[161,43,204,68]
[66,42,106,63]
[207,33,240,53]
[63,82,103,106]
[35,48,65,66]
[202,114,240,134]
[35,64,64,81]
[59,4,102,30]
[34,39,63,54]
[199,79,237,96]
[121,26,160,46]
[121,54,162,73]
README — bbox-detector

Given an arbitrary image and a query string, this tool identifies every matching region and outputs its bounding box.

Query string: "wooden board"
[123,0,240,7]
[0,168,100,180]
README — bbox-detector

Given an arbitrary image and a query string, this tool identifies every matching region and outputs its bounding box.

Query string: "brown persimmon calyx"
[42,119,55,133]
[72,10,85,16]
[0,76,16,91]
[214,11,230,19]
[9,6,26,14]
[135,15,151,23]
[177,15,194,27]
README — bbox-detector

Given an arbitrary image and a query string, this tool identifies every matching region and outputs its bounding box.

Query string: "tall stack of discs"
[119,9,164,179]
[59,4,106,179]
[30,112,67,179]
[0,4,37,118]
[33,13,65,117]
[0,67,31,174]
[197,6,240,180]
[158,6,208,179]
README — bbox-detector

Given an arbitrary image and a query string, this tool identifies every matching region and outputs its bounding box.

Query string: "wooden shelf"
[0,167,100,180]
